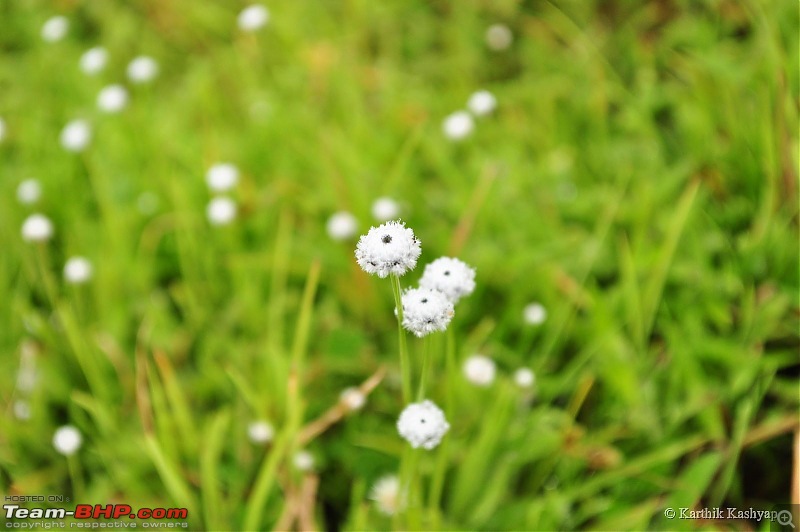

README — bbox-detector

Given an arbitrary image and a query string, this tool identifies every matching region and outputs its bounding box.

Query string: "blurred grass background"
[1,0,798,530]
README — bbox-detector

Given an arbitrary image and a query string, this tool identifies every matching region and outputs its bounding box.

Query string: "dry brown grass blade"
[448,163,500,257]
[134,321,153,434]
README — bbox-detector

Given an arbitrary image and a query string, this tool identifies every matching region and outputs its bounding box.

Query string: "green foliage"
[1,0,797,530]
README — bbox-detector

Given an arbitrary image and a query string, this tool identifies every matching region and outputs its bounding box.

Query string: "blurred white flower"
[206,197,237,226]
[21,213,53,242]
[0,117,6,143]
[340,387,366,411]
[97,84,129,113]
[442,111,474,141]
[399,287,454,338]
[127,56,159,84]
[326,211,358,241]
[467,90,497,116]
[206,163,239,192]
[13,400,31,421]
[17,179,42,205]
[486,23,513,51]
[60,120,91,152]
[371,197,400,222]
[41,16,69,43]
[523,302,547,326]
[514,367,535,388]
[238,4,270,32]
[369,475,403,515]
[419,257,476,304]
[355,220,421,278]
[247,420,275,444]
[53,425,82,456]
[293,450,314,472]
[80,47,108,75]
[64,257,93,284]
[462,354,496,387]
[397,400,449,450]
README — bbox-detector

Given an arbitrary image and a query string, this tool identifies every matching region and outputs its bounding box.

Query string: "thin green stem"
[417,336,432,401]
[428,327,456,528]
[390,274,411,403]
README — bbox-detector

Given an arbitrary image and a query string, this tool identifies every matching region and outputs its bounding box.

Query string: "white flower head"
[21,213,54,242]
[523,302,547,326]
[247,420,274,444]
[397,400,449,450]
[17,179,42,205]
[14,400,31,421]
[514,367,535,388]
[53,425,82,456]
[80,47,108,75]
[97,84,129,113]
[419,257,476,304]
[371,197,400,222]
[293,450,314,472]
[467,90,497,116]
[60,120,91,152]
[127,56,159,84]
[369,475,404,515]
[238,4,270,32]
[64,256,93,284]
[206,197,237,226]
[327,211,358,241]
[442,111,474,141]
[486,23,513,51]
[463,354,496,387]
[340,387,366,411]
[206,163,239,192]
[0,117,6,143]
[355,220,421,278]
[41,16,69,43]
[399,287,454,338]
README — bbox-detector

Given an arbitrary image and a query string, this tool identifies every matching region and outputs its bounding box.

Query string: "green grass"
[1,0,798,530]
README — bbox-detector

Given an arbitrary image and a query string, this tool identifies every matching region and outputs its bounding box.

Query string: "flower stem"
[428,327,456,527]
[390,274,411,403]
[416,336,432,401]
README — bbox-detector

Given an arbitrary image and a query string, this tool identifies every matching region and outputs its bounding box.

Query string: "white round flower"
[327,211,358,241]
[419,257,476,304]
[340,387,366,411]
[399,288,454,338]
[13,400,31,420]
[53,425,82,456]
[41,16,69,42]
[0,116,6,143]
[514,367,535,388]
[247,420,274,444]
[17,179,42,205]
[462,354,496,387]
[63,257,93,284]
[60,119,91,152]
[238,4,270,31]
[523,302,547,326]
[293,450,314,472]
[206,163,239,192]
[206,197,237,226]
[486,23,513,51]
[127,56,159,84]
[355,220,421,278]
[397,400,449,450]
[97,84,129,113]
[21,213,53,242]
[442,111,474,141]
[80,47,108,75]
[371,197,400,222]
[369,475,404,515]
[467,90,497,116]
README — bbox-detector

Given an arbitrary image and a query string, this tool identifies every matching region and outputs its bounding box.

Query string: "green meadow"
[1,1,798,530]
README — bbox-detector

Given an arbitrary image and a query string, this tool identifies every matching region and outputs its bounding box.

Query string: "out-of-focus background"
[1,1,798,530]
